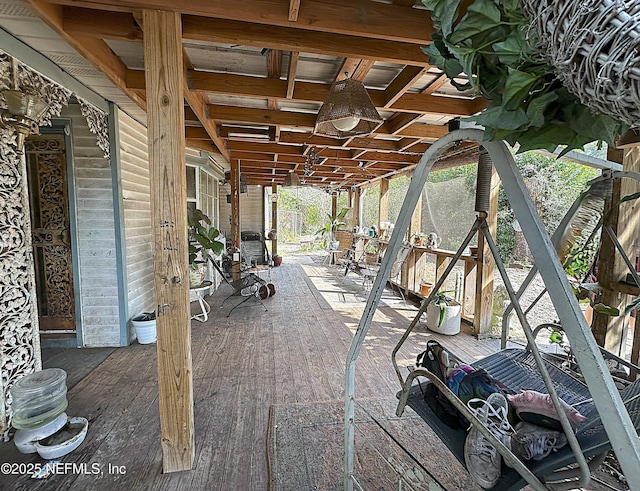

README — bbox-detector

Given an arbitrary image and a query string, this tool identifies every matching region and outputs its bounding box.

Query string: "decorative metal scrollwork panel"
[26,136,75,330]
[0,137,40,439]
[78,99,110,159]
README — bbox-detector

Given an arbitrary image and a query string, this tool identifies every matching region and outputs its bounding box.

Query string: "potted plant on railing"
[426,291,462,335]
[188,208,225,287]
[317,207,350,250]
[420,280,434,297]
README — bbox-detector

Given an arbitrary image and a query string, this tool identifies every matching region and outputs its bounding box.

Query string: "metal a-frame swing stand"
[343,128,640,491]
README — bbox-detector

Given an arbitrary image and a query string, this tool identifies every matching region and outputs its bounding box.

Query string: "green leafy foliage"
[188,208,224,267]
[431,291,456,326]
[421,0,628,153]
[316,207,350,245]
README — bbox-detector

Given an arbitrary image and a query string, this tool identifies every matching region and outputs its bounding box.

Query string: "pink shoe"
[507,391,587,429]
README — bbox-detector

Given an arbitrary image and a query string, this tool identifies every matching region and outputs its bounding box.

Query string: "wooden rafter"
[288,0,301,21]
[286,51,299,98]
[52,0,434,44]
[61,8,432,66]
[27,0,491,187]
[25,0,146,109]
[134,69,481,117]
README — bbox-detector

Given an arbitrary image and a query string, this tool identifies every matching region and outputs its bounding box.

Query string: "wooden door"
[25,134,76,334]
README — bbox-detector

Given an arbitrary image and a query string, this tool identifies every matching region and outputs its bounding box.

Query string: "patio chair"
[209,259,270,317]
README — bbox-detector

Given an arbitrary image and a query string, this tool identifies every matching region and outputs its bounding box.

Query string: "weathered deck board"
[0,254,507,490]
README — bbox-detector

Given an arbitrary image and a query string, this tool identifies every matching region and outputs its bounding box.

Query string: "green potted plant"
[317,207,349,250]
[188,208,224,287]
[422,0,627,154]
[426,291,461,335]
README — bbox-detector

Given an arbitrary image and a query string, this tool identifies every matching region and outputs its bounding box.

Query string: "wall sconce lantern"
[271,193,278,203]
[314,78,383,138]
[0,89,49,151]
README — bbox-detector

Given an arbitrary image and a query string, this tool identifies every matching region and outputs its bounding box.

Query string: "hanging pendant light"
[314,78,383,138]
[282,171,301,187]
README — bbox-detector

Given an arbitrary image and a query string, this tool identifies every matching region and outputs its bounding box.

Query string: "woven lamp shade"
[282,171,301,187]
[314,78,383,138]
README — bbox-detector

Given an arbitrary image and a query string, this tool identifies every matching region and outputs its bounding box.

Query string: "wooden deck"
[0,255,510,490]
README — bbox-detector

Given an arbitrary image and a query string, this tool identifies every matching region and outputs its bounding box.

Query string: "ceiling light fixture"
[282,171,301,187]
[314,77,383,138]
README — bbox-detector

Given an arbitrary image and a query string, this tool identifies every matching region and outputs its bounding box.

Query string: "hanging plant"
[421,0,628,154]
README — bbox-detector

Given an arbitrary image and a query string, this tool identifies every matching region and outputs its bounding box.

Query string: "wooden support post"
[379,177,389,231]
[351,187,361,230]
[230,159,241,280]
[463,260,476,320]
[408,192,422,241]
[271,182,278,257]
[474,165,499,338]
[331,192,337,221]
[592,147,639,352]
[403,193,422,295]
[143,9,194,473]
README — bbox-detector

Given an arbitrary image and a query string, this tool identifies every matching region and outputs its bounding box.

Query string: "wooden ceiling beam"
[337,58,375,81]
[50,0,433,44]
[286,51,300,99]
[208,104,318,128]
[395,123,449,139]
[25,0,146,110]
[356,151,421,164]
[176,70,481,116]
[383,66,425,107]
[288,0,301,21]
[226,140,304,155]
[385,93,480,116]
[183,16,431,66]
[278,132,413,152]
[185,127,210,139]
[211,105,453,140]
[62,7,431,65]
[219,126,271,139]
[186,139,227,153]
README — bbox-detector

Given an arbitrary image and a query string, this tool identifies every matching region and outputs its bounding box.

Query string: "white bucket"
[131,317,156,344]
[426,300,461,335]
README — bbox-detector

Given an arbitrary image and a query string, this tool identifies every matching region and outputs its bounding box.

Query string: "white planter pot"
[131,316,156,344]
[426,300,461,335]
[189,262,207,287]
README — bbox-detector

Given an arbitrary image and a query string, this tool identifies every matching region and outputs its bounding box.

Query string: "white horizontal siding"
[118,111,154,342]
[62,103,120,347]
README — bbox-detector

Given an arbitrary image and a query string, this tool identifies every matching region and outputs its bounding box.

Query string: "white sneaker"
[511,422,568,461]
[464,393,513,489]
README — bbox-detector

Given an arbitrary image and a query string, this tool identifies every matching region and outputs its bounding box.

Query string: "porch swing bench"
[344,129,640,491]
[397,345,640,490]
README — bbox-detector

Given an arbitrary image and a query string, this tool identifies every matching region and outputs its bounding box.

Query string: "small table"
[190,280,212,322]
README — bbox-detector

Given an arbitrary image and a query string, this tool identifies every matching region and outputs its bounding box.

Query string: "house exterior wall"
[117,111,154,341]
[63,103,121,347]
[220,184,264,238]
